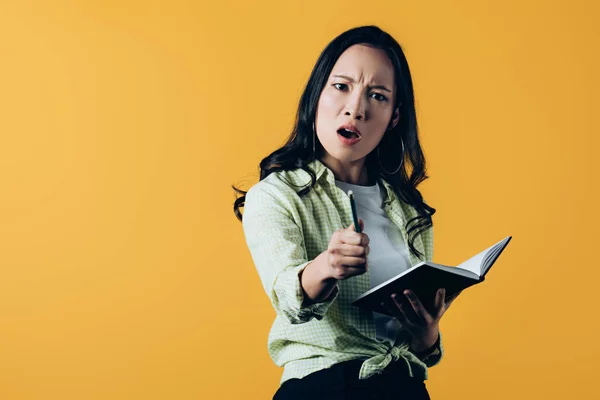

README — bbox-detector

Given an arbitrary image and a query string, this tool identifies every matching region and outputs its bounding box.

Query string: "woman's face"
[315,44,399,166]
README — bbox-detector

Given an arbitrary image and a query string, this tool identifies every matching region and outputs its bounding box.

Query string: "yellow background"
[0,0,598,398]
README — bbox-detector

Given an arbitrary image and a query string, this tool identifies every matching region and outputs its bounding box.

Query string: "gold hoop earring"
[378,138,405,175]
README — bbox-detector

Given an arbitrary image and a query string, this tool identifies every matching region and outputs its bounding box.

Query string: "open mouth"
[337,128,360,139]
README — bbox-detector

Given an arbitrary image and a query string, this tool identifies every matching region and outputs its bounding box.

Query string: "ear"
[389,107,400,130]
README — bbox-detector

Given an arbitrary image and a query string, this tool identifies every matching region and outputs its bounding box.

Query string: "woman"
[233,25,458,400]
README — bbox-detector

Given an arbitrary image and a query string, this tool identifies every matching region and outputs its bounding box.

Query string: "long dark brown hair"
[233,25,435,258]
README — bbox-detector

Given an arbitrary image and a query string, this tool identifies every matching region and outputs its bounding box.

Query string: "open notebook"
[351,236,512,316]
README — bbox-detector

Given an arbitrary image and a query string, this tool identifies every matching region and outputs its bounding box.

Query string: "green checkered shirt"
[242,160,442,385]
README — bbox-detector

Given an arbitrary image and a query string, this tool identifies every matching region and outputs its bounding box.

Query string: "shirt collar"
[307,159,336,186]
[379,178,397,206]
[307,159,397,205]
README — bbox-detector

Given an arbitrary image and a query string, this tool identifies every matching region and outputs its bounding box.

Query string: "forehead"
[330,44,395,85]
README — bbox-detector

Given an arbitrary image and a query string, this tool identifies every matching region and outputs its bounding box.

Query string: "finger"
[398,302,420,328]
[381,299,408,325]
[348,219,366,233]
[331,256,368,275]
[342,266,368,278]
[391,293,421,326]
[445,290,461,309]
[381,300,399,319]
[333,243,369,257]
[339,230,359,245]
[434,288,446,319]
[340,230,370,246]
[332,264,367,280]
[336,255,368,267]
[403,290,431,324]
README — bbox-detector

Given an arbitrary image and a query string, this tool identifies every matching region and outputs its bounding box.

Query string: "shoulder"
[245,168,315,211]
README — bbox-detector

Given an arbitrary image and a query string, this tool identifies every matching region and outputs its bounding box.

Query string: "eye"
[370,92,388,102]
[333,83,348,91]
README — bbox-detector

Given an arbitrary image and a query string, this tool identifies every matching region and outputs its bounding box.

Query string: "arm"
[303,218,369,304]
[242,184,339,324]
[299,252,338,305]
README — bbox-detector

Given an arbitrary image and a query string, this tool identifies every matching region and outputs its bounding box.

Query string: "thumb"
[348,219,364,232]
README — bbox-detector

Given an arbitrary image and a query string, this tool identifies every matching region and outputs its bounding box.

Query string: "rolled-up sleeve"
[242,183,338,324]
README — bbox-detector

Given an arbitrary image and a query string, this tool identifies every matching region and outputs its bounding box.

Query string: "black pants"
[273,359,431,400]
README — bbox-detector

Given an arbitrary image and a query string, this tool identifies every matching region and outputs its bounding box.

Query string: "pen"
[348,190,361,233]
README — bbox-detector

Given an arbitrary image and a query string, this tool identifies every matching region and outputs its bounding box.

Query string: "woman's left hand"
[382,288,460,352]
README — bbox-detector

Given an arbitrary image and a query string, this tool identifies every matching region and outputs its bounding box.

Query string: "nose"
[345,92,366,121]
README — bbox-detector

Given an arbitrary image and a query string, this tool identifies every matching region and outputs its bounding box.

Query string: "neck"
[319,155,371,185]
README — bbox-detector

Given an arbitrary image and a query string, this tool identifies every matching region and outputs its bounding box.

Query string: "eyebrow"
[332,74,392,93]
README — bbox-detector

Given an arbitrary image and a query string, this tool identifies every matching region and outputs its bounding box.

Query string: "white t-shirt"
[335,179,412,346]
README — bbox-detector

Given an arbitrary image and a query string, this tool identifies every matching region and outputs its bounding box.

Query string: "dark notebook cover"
[351,236,512,316]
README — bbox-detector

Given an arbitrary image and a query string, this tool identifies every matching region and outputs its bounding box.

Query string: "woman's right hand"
[300,219,370,304]
[326,219,370,280]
